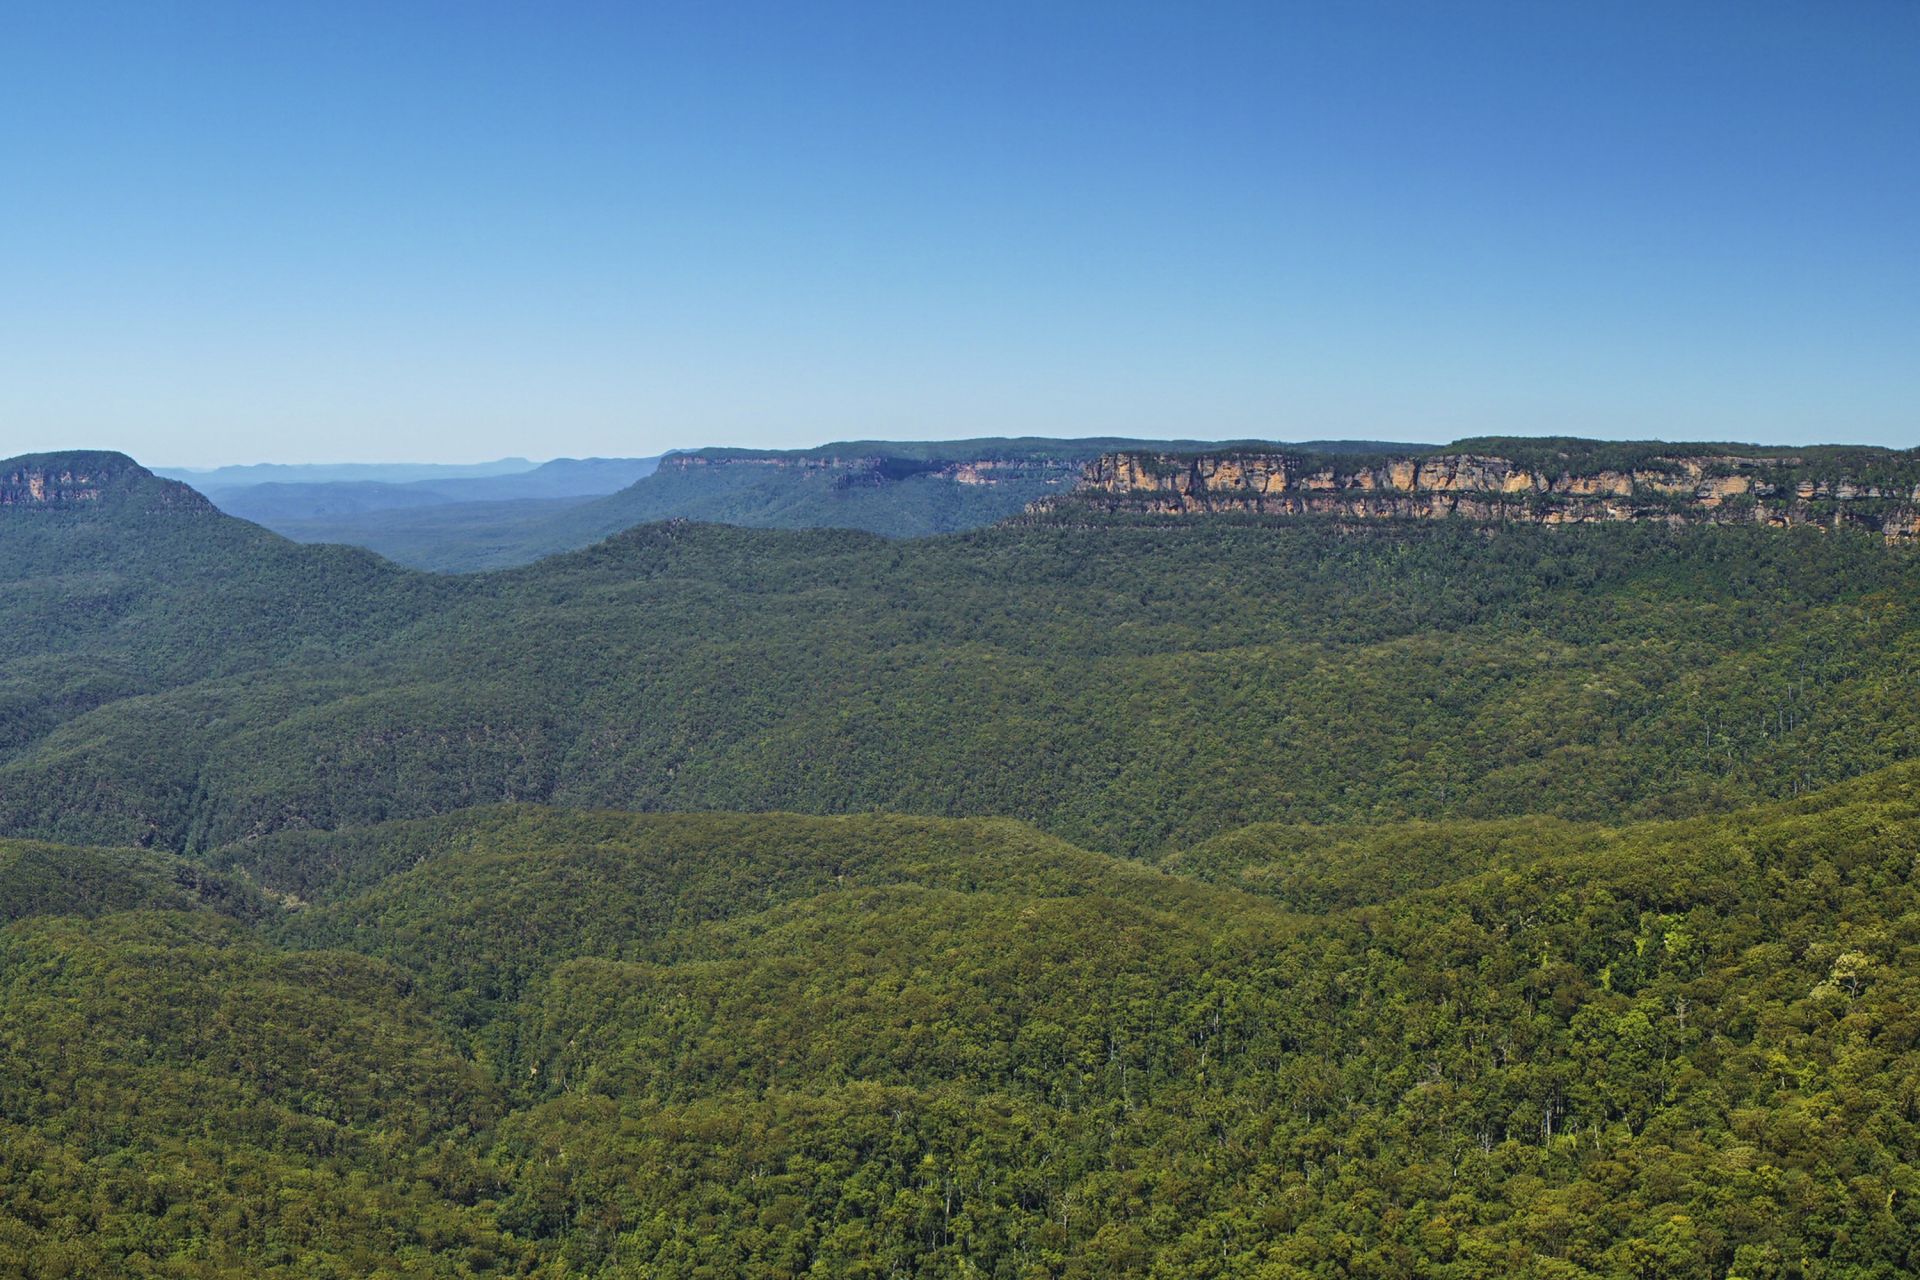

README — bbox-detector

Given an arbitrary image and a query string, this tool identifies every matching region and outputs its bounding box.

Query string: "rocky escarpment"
[1034,446,1920,542]
[1,451,218,514]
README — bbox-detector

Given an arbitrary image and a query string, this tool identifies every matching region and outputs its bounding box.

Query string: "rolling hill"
[3,771,1918,1275]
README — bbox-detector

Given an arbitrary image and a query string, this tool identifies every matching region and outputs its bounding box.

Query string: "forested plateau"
[1,448,1918,1277]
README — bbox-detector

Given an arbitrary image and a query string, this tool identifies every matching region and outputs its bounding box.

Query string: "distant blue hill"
[157,457,537,488]
[239,437,1405,570]
[203,456,661,522]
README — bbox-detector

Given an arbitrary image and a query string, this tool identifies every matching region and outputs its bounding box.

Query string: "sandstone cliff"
[1,452,217,514]
[1034,446,1920,542]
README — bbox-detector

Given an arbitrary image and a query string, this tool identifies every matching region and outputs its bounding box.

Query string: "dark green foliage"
[0,838,266,924]
[242,809,1247,1035]
[319,775,1920,1277]
[7,507,1919,857]
[0,459,445,783]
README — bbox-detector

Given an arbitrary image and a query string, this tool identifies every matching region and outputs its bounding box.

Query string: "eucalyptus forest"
[2,446,1918,1278]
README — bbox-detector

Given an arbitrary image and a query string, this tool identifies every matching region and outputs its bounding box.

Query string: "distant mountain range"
[173,455,660,519]
[172,438,1425,571]
[156,457,540,487]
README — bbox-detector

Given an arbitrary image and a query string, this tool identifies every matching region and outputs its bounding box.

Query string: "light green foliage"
[0,907,525,1277]
[8,779,1920,1275]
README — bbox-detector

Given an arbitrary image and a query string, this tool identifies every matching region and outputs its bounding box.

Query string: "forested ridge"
[5,457,1918,856]
[2,450,1919,1276]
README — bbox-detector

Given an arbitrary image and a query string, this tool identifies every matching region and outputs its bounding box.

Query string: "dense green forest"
[5,772,1920,1276]
[5,467,1917,856]
[3,451,1919,1275]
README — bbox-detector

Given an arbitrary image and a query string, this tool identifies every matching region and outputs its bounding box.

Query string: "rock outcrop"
[1035,447,1920,543]
[1,452,217,514]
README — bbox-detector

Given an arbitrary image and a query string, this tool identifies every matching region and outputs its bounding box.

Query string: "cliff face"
[1,452,217,514]
[1039,449,1920,542]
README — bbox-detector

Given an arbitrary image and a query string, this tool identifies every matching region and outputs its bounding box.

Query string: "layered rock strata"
[1039,451,1920,542]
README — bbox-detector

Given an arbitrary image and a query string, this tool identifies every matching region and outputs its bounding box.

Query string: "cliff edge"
[1033,441,1920,542]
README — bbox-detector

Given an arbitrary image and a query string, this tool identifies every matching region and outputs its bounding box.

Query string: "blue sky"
[2,1,1915,464]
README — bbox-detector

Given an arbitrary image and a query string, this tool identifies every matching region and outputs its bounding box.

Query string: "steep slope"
[0,451,448,814]
[0,451,437,661]
[238,808,1255,1023]
[0,836,265,923]
[6,450,208,509]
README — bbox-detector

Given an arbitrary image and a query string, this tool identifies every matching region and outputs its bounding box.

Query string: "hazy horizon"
[16,420,1920,473]
[78,426,1920,473]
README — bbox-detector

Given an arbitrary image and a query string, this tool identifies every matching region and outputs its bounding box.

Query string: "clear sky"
[2,1,1915,464]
